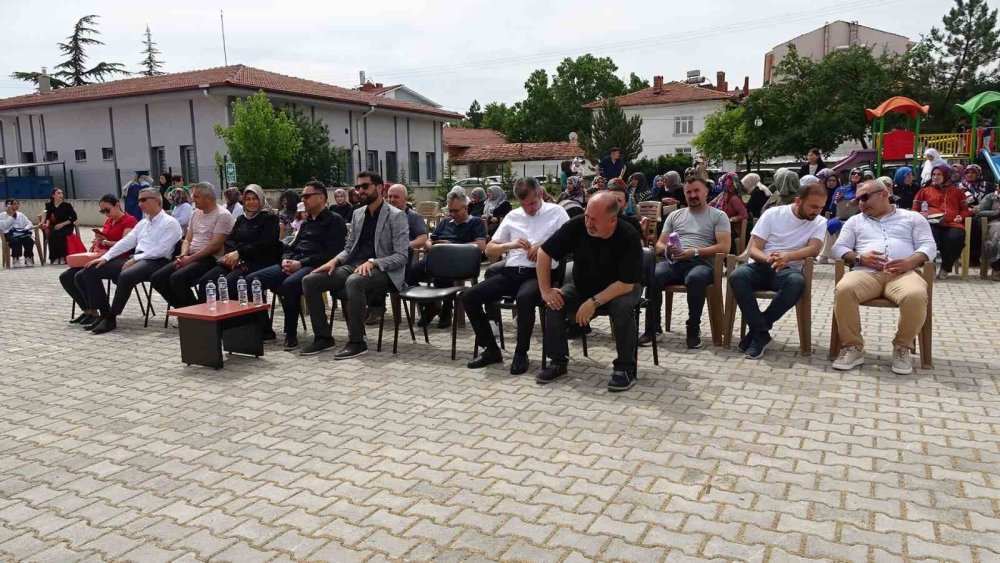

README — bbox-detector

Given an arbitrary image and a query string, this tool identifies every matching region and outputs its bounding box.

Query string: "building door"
[180,146,198,183]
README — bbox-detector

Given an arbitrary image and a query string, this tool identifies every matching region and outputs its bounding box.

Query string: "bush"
[631,154,693,180]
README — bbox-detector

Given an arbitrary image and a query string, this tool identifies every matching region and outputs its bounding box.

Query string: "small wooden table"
[168,302,270,369]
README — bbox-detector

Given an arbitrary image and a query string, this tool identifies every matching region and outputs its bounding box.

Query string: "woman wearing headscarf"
[827,168,862,219]
[976,182,1000,280]
[277,189,300,237]
[557,176,586,206]
[481,185,511,235]
[962,164,994,266]
[761,167,799,213]
[913,163,970,279]
[224,187,244,219]
[658,171,685,208]
[920,148,947,185]
[195,184,282,300]
[710,172,749,253]
[892,166,919,210]
[742,172,771,219]
[817,169,839,213]
[627,172,652,203]
[798,148,828,178]
[331,188,355,223]
[468,187,487,217]
[169,187,193,231]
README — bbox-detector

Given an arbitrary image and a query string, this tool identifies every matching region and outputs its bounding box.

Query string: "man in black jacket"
[247,181,346,350]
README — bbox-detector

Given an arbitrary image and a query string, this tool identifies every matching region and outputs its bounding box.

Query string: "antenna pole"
[220,10,229,66]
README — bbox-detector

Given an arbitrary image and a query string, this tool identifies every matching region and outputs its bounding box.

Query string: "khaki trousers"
[833,270,928,350]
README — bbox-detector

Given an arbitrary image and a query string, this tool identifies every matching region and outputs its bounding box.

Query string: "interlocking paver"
[1,264,998,560]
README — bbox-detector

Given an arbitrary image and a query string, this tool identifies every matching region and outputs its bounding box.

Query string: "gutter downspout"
[357,105,375,173]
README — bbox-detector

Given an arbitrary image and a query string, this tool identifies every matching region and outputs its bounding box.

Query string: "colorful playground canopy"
[956,91,1000,116]
[865,96,930,120]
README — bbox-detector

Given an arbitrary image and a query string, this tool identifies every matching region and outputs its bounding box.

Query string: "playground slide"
[830,148,878,174]
[980,148,1000,184]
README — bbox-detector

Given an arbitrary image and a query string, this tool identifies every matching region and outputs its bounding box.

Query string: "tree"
[579,98,643,164]
[693,104,774,172]
[214,91,302,189]
[138,25,165,77]
[466,100,484,128]
[627,73,650,93]
[631,154,693,181]
[480,102,515,133]
[11,15,128,88]
[286,108,342,187]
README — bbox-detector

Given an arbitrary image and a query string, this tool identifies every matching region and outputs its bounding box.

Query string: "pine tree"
[139,25,165,77]
[466,100,483,128]
[10,15,128,88]
[579,98,643,165]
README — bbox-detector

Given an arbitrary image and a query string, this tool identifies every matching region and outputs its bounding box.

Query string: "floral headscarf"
[719,172,743,196]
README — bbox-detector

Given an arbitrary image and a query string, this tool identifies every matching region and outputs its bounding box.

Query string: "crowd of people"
[32,143,996,390]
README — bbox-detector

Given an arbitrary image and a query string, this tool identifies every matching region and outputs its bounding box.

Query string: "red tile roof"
[584,81,736,109]
[443,128,507,148]
[451,141,580,163]
[0,65,461,119]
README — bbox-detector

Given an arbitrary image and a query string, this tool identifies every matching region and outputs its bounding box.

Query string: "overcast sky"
[1,0,949,116]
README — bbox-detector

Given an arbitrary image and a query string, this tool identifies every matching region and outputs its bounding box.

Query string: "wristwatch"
[591,296,601,307]
[693,248,700,257]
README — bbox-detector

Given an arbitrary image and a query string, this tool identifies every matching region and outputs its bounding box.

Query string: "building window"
[385,151,398,182]
[44,150,58,162]
[674,116,694,135]
[409,151,420,184]
[425,152,437,182]
[150,146,166,180]
[102,147,114,160]
[180,145,198,183]
[21,152,35,176]
[674,147,693,156]
[366,150,378,173]
[75,149,87,162]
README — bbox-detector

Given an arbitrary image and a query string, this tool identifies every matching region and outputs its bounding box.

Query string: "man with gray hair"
[406,188,487,329]
[79,188,183,334]
[151,181,235,309]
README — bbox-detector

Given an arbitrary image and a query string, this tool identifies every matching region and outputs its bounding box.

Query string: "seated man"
[406,189,486,329]
[1,199,36,267]
[79,188,183,334]
[300,171,409,359]
[831,180,937,375]
[729,182,827,359]
[537,192,643,392]
[463,177,570,375]
[606,182,643,235]
[248,181,346,350]
[151,181,234,309]
[641,178,731,349]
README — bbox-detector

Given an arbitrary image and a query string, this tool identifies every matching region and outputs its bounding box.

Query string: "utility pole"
[220,10,229,66]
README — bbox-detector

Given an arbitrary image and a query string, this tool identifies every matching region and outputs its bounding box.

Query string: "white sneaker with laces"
[891,346,913,375]
[832,347,865,370]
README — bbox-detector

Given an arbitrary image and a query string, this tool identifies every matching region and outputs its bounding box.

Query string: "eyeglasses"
[301,192,320,200]
[99,208,112,215]
[856,190,883,203]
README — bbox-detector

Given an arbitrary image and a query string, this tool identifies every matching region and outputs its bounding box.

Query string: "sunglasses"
[301,192,320,200]
[99,208,112,215]
[138,197,155,203]
[354,182,375,191]
[856,190,883,203]
[850,172,862,176]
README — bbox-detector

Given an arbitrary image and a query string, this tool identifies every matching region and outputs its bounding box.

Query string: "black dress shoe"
[437,314,452,329]
[90,317,117,335]
[263,329,277,341]
[82,315,103,329]
[467,349,502,369]
[69,313,89,324]
[283,336,299,351]
[418,304,439,328]
[509,352,529,375]
[535,364,568,384]
[334,341,368,360]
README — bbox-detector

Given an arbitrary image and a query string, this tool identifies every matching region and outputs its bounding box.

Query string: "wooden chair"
[722,252,814,355]
[733,218,749,255]
[952,216,972,278]
[828,259,934,369]
[416,201,440,230]
[980,216,992,280]
[637,201,662,247]
[663,253,725,346]
[1,233,44,268]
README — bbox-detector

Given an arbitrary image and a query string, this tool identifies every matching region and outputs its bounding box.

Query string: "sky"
[0,0,951,116]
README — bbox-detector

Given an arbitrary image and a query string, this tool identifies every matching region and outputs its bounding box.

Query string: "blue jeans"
[247,264,315,337]
[729,261,805,335]
[645,259,714,332]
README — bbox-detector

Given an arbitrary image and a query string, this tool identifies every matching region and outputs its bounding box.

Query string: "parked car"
[534,175,550,185]
[451,177,482,191]
[485,176,501,186]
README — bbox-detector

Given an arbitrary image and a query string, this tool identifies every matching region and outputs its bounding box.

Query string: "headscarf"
[224,187,241,207]
[799,174,819,187]
[949,163,965,185]
[962,164,990,205]
[718,172,742,196]
[862,170,875,181]
[921,148,947,184]
[170,187,189,205]
[664,171,682,189]
[930,163,951,187]
[762,168,799,212]
[470,187,487,203]
[893,166,913,189]
[627,172,650,203]
[483,185,507,217]
[816,169,834,182]
[242,184,269,220]
[741,172,770,197]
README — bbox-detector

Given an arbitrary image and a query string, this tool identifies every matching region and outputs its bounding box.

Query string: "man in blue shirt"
[599,147,625,180]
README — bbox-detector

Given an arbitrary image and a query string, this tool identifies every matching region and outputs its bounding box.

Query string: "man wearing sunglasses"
[300,171,410,359]
[831,180,937,375]
[78,188,183,334]
[247,181,346,350]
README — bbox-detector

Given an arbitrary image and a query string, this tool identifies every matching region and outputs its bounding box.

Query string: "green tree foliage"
[466,100,483,128]
[286,108,348,187]
[138,25,165,77]
[437,160,459,202]
[627,73,650,93]
[12,15,128,88]
[214,92,302,189]
[631,154,694,181]
[480,102,516,133]
[579,98,643,164]
[693,103,774,171]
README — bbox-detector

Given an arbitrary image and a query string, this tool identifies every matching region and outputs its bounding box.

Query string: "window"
[150,147,166,179]
[102,147,114,160]
[75,149,87,162]
[385,151,398,182]
[674,116,694,135]
[180,145,198,183]
[44,150,58,162]
[366,150,378,173]
[674,147,693,156]
[409,151,420,184]
[425,152,437,182]
[21,152,35,176]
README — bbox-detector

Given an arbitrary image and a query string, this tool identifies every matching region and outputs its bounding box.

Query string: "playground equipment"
[865,96,930,177]
[957,91,1000,161]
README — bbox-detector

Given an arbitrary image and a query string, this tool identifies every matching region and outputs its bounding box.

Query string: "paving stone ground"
[0,262,998,562]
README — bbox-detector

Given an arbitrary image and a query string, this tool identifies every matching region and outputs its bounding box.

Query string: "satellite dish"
[568,132,578,142]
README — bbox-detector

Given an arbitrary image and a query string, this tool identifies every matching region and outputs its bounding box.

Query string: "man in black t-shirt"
[537,192,643,392]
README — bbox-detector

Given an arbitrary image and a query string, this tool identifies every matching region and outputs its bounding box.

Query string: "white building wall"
[34,106,115,195]
[618,100,727,160]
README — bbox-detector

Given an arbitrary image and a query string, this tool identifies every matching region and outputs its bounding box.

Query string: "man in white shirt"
[831,180,937,374]
[79,188,183,334]
[729,183,828,359]
[1,199,36,266]
[150,181,234,309]
[463,178,569,375]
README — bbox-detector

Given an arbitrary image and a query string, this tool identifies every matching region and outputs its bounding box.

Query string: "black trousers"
[150,257,218,308]
[78,256,168,318]
[931,224,966,271]
[544,282,639,374]
[194,262,272,301]
[59,267,89,309]
[462,266,544,354]
[4,234,34,259]
[47,224,73,261]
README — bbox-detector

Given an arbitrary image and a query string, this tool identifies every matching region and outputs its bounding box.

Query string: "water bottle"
[217,275,229,303]
[251,279,263,306]
[920,200,929,213]
[237,277,248,306]
[665,232,682,262]
[206,281,217,311]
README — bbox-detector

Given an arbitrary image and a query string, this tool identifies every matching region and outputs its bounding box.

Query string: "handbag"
[66,233,87,255]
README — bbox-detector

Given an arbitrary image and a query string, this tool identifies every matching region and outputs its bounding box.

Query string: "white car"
[452,178,482,191]
[485,176,501,186]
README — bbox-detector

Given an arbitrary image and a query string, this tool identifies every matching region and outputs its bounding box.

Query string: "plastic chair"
[637,201,662,247]
[980,216,992,280]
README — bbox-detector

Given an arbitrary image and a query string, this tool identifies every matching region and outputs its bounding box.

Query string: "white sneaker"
[832,347,865,370]
[24,257,33,267]
[891,346,913,375]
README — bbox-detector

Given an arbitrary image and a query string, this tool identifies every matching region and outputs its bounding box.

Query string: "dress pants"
[150,257,218,309]
[543,282,639,374]
[247,264,315,337]
[462,266,543,354]
[302,265,393,344]
[833,269,928,349]
[78,256,169,318]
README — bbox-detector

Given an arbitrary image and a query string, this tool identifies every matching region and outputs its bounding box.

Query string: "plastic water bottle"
[920,200,929,213]
[206,282,217,311]
[217,275,229,303]
[251,279,263,306]
[665,232,682,263]
[237,277,248,306]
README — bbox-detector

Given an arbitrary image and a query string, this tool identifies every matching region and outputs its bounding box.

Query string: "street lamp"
[754,117,763,127]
